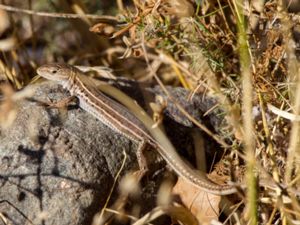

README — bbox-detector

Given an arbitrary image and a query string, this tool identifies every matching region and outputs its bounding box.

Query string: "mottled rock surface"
[0,81,223,225]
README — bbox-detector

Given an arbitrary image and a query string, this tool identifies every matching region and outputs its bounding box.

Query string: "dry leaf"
[89,23,115,36]
[172,176,221,225]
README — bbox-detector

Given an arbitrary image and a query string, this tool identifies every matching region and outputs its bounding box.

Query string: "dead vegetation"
[1,0,300,224]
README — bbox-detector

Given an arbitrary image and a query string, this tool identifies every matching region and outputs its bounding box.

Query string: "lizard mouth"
[36,65,61,81]
[36,66,52,79]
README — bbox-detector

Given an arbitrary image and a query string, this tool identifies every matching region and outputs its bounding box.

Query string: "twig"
[0,3,118,22]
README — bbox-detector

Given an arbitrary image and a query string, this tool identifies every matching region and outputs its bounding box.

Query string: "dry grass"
[1,0,300,224]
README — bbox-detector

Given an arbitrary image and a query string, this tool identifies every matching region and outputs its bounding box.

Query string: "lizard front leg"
[45,96,77,108]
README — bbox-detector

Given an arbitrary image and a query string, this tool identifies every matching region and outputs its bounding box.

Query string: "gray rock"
[0,82,145,225]
[0,81,223,225]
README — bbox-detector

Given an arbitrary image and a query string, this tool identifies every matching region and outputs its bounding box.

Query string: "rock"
[0,81,222,225]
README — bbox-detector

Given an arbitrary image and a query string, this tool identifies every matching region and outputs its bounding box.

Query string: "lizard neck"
[62,74,79,96]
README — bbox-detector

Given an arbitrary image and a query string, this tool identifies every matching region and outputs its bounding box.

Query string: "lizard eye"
[51,70,57,74]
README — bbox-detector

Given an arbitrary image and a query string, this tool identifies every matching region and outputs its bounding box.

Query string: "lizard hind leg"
[135,140,150,180]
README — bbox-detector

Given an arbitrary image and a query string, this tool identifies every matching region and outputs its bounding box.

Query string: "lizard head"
[37,63,76,82]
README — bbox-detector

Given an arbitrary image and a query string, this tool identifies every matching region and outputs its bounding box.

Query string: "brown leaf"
[89,23,115,36]
[172,177,221,225]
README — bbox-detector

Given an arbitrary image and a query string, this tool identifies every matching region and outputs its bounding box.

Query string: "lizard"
[37,63,238,195]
